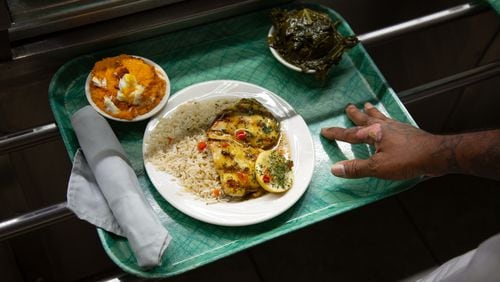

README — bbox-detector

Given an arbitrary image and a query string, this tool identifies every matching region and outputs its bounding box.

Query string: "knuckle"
[344,159,372,178]
[367,159,380,173]
[343,161,359,177]
[367,157,382,175]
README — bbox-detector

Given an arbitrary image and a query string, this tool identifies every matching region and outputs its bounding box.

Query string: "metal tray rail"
[0,1,488,156]
[2,59,500,242]
[0,0,494,242]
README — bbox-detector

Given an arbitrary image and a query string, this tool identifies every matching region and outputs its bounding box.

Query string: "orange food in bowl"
[88,54,167,120]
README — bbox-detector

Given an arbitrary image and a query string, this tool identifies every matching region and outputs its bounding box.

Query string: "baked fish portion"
[207,98,281,150]
[207,98,281,197]
[207,139,261,197]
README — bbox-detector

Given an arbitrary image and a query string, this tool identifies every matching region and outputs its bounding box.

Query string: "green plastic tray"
[488,0,500,14]
[49,3,421,278]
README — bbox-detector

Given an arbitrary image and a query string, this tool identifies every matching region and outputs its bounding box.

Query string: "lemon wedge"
[255,149,293,193]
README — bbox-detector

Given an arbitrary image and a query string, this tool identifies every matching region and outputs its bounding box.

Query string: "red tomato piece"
[262,174,271,183]
[211,188,221,197]
[237,171,248,183]
[197,141,207,152]
[235,130,247,140]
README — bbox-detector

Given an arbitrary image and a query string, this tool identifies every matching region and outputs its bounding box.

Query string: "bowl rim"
[267,26,316,74]
[84,55,171,122]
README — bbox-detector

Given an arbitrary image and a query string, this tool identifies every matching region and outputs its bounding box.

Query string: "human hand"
[321,103,442,180]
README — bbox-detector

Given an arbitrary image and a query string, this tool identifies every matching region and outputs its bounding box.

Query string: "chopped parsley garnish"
[268,150,293,189]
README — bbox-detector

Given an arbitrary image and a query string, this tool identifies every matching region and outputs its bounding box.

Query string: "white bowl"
[85,55,170,122]
[268,26,316,74]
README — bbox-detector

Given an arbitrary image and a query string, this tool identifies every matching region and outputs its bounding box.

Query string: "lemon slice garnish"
[255,149,293,193]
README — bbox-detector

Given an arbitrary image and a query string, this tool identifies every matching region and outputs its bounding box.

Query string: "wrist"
[421,134,461,177]
[416,130,500,180]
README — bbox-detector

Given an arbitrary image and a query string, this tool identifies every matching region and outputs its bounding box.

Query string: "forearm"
[429,130,500,180]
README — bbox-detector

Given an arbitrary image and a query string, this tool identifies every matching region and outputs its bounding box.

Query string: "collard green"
[269,8,358,78]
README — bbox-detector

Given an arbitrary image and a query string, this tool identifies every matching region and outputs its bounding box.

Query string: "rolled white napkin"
[67,106,171,268]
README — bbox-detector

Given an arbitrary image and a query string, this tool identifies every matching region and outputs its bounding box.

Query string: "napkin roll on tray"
[67,105,171,268]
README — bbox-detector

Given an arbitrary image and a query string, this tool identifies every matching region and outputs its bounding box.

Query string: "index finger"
[321,126,367,144]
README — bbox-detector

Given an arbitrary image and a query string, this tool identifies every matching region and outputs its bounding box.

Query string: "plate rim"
[142,79,315,226]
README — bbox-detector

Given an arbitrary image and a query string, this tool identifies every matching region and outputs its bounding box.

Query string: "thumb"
[331,159,374,178]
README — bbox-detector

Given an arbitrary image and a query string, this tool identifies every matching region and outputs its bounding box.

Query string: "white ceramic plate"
[85,55,170,122]
[268,26,316,74]
[143,80,315,226]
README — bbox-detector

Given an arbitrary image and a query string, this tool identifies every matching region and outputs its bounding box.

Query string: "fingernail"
[345,103,355,110]
[365,102,374,109]
[331,163,346,177]
[320,128,327,137]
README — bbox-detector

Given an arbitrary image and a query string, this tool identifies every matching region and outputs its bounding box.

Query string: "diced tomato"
[237,171,248,183]
[197,141,207,152]
[211,188,221,197]
[235,130,247,140]
[221,142,230,148]
[262,174,271,183]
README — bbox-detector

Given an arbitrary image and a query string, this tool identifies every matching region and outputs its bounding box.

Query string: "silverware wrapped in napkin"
[67,106,171,268]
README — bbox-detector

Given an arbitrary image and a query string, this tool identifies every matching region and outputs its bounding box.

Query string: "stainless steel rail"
[399,60,500,104]
[358,1,488,45]
[0,123,59,155]
[8,0,183,42]
[11,0,289,60]
[1,62,498,242]
[0,1,496,241]
[0,1,489,156]
[0,202,73,241]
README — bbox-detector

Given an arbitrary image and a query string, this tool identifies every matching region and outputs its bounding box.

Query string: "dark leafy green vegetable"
[268,7,358,79]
